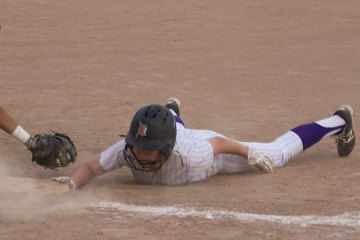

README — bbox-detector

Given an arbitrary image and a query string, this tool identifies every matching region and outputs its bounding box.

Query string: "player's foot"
[334,105,356,157]
[165,97,181,117]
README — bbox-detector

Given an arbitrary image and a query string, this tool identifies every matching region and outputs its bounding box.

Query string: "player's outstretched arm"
[0,105,17,134]
[52,155,105,190]
[207,137,273,173]
[0,106,33,147]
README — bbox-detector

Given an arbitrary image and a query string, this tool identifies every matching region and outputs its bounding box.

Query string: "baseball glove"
[29,132,77,169]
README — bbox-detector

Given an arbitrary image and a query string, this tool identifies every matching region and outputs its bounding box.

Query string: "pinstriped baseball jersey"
[99,122,222,185]
[99,121,301,185]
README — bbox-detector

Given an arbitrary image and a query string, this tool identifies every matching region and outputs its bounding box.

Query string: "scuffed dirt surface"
[1,1,360,239]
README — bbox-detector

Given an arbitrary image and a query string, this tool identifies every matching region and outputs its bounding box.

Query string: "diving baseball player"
[52,98,356,189]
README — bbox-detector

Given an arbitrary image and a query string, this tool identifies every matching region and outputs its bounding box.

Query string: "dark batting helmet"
[124,104,177,170]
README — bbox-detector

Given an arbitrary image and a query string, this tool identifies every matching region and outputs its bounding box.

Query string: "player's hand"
[51,176,77,190]
[247,147,274,173]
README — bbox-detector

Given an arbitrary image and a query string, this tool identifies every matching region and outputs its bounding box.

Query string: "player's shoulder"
[101,139,126,156]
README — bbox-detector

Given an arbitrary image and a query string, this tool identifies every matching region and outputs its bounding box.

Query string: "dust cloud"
[0,157,93,220]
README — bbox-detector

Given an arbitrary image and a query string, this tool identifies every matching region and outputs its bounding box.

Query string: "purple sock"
[291,123,343,150]
[175,116,185,127]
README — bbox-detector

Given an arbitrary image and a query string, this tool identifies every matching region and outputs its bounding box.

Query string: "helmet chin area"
[123,145,165,172]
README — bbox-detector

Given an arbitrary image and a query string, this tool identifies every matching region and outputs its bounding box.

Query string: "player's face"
[123,145,165,171]
[132,147,164,170]
[132,147,161,162]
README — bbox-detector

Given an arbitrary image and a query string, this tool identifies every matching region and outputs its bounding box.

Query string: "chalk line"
[90,201,360,228]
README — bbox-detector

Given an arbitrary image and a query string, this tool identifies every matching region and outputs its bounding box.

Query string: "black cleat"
[334,105,356,157]
[165,97,181,117]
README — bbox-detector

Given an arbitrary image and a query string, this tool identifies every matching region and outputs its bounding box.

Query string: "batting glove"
[51,176,77,190]
[247,147,274,173]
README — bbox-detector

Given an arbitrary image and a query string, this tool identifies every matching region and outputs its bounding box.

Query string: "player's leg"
[165,97,186,127]
[218,105,355,173]
[165,97,181,116]
[244,105,355,167]
[281,105,355,160]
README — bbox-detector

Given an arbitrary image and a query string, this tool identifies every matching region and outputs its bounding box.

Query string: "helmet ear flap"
[160,144,172,160]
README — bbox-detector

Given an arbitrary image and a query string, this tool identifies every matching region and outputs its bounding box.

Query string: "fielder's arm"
[0,105,34,148]
[0,105,17,134]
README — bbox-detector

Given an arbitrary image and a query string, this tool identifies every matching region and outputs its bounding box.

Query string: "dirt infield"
[1,0,360,239]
